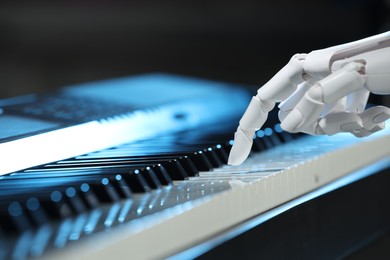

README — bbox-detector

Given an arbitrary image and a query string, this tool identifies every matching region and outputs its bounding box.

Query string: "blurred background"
[0,0,389,104]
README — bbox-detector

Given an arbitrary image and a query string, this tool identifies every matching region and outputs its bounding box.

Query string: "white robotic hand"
[228,31,390,166]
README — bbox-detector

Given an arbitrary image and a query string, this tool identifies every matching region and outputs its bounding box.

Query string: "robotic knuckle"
[306,85,323,103]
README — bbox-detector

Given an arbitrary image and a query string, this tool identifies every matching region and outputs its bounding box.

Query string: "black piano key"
[77,183,101,209]
[26,187,88,220]
[41,190,74,220]
[5,178,102,217]
[61,158,183,183]
[67,169,147,195]
[25,197,50,227]
[254,128,274,149]
[1,201,32,234]
[221,141,233,156]
[213,144,229,164]
[121,170,151,193]
[152,164,172,186]
[2,174,123,209]
[277,131,293,143]
[162,160,188,180]
[263,135,275,149]
[262,127,283,147]
[88,174,133,200]
[64,187,88,213]
[110,175,132,199]
[8,168,143,198]
[273,124,290,143]
[89,178,121,203]
[203,148,223,168]
[189,151,213,171]
[269,133,282,146]
[178,156,198,177]
[39,156,192,186]
[139,167,162,189]
[0,228,9,258]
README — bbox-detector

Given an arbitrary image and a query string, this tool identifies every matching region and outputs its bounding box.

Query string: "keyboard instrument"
[0,74,389,259]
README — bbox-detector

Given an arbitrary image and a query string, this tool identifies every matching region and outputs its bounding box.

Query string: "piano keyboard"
[0,74,389,259]
[63,129,390,260]
[0,122,389,259]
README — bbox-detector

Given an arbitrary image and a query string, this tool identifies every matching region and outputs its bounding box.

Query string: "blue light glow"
[274,124,283,133]
[8,201,23,217]
[101,178,109,185]
[66,187,76,197]
[26,197,40,211]
[256,130,265,138]
[50,191,62,202]
[264,127,273,136]
[80,183,90,192]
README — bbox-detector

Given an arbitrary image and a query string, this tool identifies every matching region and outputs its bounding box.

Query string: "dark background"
[0,1,390,257]
[0,0,389,103]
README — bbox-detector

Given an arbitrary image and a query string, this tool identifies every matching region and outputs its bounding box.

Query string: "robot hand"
[228,31,390,166]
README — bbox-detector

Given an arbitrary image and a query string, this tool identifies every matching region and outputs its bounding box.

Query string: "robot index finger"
[257,53,306,102]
